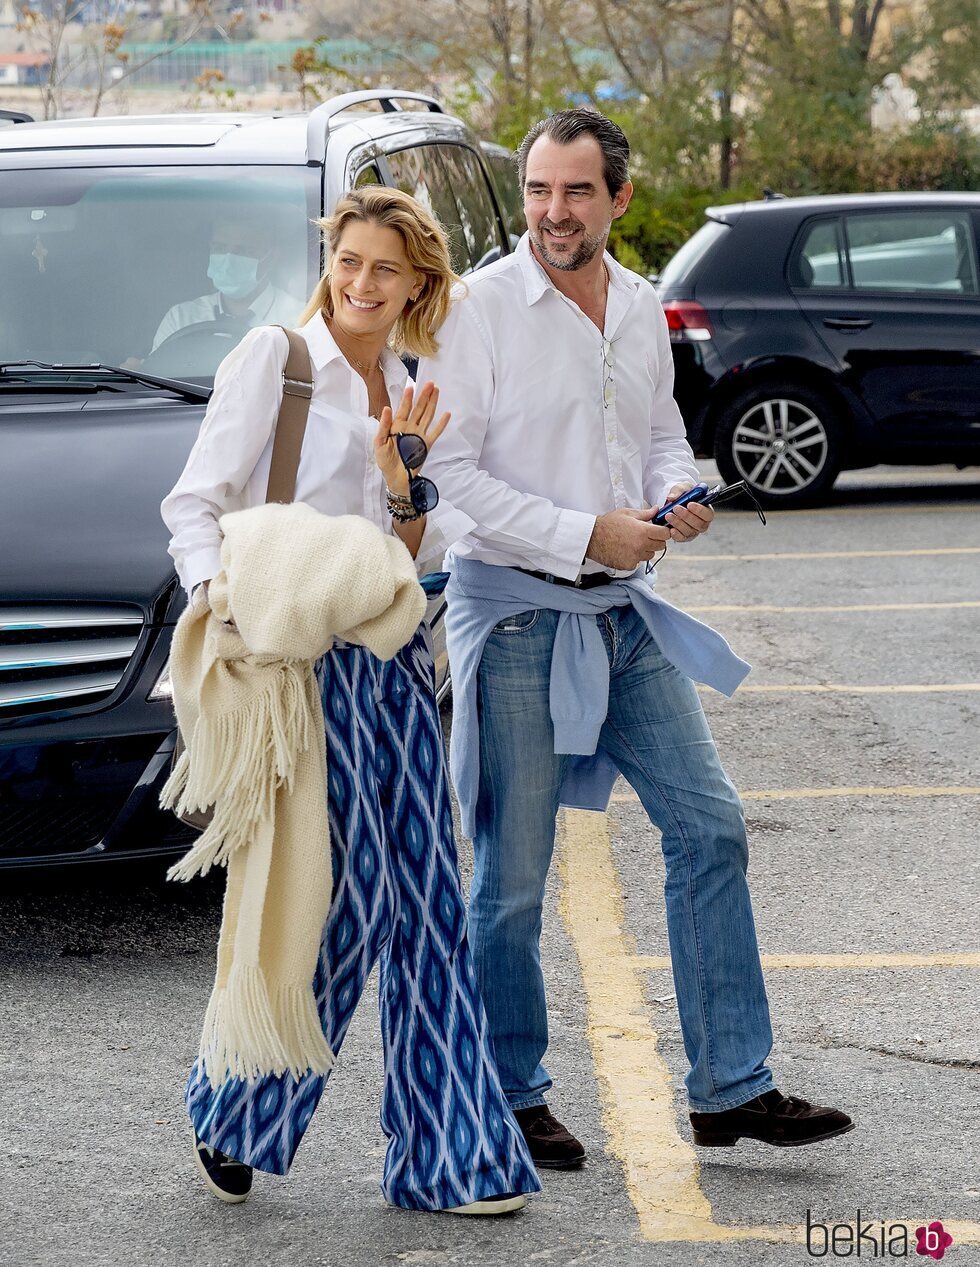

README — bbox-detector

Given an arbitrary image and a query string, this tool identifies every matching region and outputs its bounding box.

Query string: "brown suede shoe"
[690,1089,854,1148]
[513,1105,586,1169]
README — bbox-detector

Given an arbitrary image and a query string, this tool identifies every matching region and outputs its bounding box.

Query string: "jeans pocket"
[492,609,540,635]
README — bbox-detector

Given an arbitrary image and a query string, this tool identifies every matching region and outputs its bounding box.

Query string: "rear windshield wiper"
[0,361,212,404]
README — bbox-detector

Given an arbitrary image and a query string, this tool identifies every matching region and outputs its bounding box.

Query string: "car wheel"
[713,382,843,508]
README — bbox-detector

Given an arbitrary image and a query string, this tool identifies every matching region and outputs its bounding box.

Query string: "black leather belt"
[517,567,618,590]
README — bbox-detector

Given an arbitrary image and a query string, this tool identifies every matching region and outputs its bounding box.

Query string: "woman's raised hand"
[373,382,451,497]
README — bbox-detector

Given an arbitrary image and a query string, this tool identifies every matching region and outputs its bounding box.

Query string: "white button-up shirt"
[151,284,304,352]
[162,313,473,594]
[418,234,700,580]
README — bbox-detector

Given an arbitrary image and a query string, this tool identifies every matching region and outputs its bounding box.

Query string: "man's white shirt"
[161,314,474,594]
[418,233,700,580]
[151,284,304,352]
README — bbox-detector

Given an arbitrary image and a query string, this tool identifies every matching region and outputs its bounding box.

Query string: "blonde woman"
[162,187,539,1215]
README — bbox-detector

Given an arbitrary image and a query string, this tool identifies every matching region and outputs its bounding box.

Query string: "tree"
[16,0,226,119]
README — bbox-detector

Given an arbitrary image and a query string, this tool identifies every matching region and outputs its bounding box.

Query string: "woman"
[161,187,539,1215]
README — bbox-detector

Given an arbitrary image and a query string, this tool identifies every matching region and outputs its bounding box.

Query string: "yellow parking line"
[676,547,980,562]
[688,601,980,613]
[638,952,980,970]
[719,683,980,695]
[558,808,980,1244]
[610,785,980,803]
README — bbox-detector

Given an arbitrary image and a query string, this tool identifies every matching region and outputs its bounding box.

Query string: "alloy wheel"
[731,397,829,495]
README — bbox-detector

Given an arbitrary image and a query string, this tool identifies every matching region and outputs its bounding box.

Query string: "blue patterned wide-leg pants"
[185,627,540,1210]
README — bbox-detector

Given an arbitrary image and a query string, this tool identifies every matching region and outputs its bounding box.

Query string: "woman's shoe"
[192,1129,253,1203]
[445,1192,528,1215]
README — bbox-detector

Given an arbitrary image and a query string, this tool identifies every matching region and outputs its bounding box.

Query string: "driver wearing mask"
[150,211,303,353]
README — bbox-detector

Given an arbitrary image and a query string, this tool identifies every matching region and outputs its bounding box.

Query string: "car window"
[434,144,507,269]
[792,218,846,288]
[484,148,526,246]
[656,219,728,289]
[385,145,468,274]
[354,163,383,187]
[0,166,319,382]
[843,211,979,295]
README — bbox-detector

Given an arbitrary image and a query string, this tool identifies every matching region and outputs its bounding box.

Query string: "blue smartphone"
[652,482,712,526]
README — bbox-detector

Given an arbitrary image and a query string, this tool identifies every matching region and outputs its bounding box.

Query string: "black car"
[656,192,980,506]
[0,90,516,871]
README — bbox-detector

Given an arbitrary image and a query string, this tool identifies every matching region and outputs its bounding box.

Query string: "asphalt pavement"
[2,462,979,1267]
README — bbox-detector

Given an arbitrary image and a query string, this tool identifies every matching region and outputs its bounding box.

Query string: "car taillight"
[662,300,713,343]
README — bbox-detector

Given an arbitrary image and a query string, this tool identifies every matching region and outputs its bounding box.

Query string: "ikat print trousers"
[186,626,540,1210]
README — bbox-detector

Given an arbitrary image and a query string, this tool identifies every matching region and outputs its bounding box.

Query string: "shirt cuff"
[178,545,223,597]
[543,508,598,581]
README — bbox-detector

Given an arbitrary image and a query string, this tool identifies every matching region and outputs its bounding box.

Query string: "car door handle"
[823,317,873,331]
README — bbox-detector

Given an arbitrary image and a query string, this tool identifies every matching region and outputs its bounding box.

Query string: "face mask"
[207,251,262,300]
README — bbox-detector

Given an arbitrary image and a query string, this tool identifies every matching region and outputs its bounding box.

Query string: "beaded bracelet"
[386,487,422,523]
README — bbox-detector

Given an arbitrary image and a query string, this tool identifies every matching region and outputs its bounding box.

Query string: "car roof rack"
[307,88,443,159]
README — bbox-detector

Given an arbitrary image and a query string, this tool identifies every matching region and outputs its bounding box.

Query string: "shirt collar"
[299,311,408,389]
[515,231,641,308]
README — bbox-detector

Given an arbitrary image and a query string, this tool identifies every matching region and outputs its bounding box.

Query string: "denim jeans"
[471,602,775,1113]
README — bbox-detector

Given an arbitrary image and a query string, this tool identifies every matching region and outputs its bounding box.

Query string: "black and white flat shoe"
[192,1130,253,1204]
[445,1193,528,1215]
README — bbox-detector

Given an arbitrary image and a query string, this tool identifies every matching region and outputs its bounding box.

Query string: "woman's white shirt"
[161,313,473,594]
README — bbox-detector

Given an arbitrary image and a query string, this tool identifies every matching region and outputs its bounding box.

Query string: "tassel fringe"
[164,662,316,882]
[199,964,336,1089]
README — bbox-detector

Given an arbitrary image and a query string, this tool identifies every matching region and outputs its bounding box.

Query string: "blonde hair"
[299,186,460,359]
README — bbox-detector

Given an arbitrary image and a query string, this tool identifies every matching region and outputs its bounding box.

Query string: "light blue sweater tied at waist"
[444,557,752,839]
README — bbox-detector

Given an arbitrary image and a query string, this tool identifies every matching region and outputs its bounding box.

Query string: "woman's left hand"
[373,381,451,498]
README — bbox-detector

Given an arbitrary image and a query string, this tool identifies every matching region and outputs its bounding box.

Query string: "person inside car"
[150,207,304,354]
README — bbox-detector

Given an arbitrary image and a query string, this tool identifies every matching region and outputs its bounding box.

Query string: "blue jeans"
[471,603,774,1113]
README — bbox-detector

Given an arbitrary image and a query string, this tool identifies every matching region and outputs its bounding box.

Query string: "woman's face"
[328,221,424,341]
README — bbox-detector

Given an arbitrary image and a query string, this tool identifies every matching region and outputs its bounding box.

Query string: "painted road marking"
[675,547,980,562]
[637,952,980,970]
[711,683,980,694]
[610,785,980,803]
[687,601,980,613]
[558,808,980,1245]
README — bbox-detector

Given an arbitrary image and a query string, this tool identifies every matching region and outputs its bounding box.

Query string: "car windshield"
[0,166,319,383]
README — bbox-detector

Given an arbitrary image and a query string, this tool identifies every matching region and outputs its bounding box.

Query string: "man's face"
[209,218,268,264]
[523,134,632,272]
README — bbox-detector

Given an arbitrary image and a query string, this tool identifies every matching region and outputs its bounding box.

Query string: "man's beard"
[530,217,609,271]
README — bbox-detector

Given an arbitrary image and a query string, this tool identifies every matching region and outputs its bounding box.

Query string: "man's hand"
[585,508,671,570]
[657,482,715,543]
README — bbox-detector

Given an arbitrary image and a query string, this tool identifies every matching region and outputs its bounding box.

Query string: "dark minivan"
[656,193,980,506]
[0,91,515,870]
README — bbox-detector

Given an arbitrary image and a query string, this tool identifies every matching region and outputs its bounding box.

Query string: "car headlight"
[148,659,173,701]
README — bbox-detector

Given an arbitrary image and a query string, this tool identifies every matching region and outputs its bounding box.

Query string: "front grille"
[0,604,143,720]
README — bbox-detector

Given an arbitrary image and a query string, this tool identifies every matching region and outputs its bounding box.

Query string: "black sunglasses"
[395,433,440,515]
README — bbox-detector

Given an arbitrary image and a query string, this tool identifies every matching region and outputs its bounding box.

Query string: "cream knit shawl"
[162,503,426,1088]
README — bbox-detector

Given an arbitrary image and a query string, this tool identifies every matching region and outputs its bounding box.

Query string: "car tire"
[713,381,844,508]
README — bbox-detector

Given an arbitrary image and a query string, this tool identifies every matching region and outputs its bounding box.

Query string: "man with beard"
[418,109,853,1168]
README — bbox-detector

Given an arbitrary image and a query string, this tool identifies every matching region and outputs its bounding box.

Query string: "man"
[419,109,852,1169]
[150,209,303,353]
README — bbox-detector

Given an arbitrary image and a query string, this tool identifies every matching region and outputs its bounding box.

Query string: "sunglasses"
[395,433,439,515]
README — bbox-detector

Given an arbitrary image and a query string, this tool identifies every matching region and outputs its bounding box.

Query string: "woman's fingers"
[426,410,452,448]
[405,381,437,432]
[393,384,415,424]
[375,404,394,448]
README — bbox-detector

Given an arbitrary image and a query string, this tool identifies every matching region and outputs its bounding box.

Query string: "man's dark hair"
[516,108,630,199]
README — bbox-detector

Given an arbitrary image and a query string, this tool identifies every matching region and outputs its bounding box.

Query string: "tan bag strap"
[265,326,314,504]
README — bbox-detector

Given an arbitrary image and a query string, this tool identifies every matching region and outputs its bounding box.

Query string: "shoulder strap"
[265,326,314,504]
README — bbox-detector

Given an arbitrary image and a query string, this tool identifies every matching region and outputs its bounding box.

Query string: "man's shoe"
[690,1089,854,1148]
[445,1192,528,1215]
[513,1105,586,1169]
[192,1129,253,1203]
